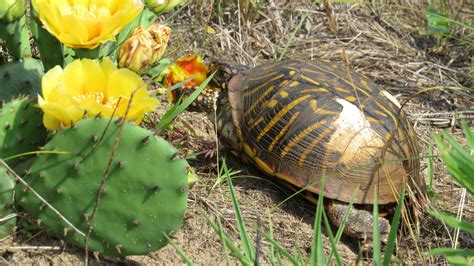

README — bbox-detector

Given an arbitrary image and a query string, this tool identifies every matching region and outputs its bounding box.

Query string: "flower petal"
[32,0,143,49]
[41,65,63,100]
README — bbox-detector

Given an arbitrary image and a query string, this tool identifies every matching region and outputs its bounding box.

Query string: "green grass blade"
[429,247,474,257]
[217,213,232,266]
[428,136,434,197]
[163,76,194,94]
[157,73,214,130]
[146,58,172,76]
[327,189,358,264]
[267,210,276,266]
[293,241,303,264]
[461,120,474,149]
[432,132,474,195]
[322,210,343,266]
[430,247,474,264]
[372,187,381,266]
[278,0,318,61]
[440,131,472,158]
[310,179,325,266]
[445,255,474,265]
[202,211,251,265]
[164,0,191,23]
[223,162,255,261]
[428,211,474,233]
[258,228,299,266]
[163,233,194,266]
[277,252,283,266]
[382,187,406,266]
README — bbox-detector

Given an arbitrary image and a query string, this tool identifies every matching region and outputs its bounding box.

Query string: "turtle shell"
[227,59,423,204]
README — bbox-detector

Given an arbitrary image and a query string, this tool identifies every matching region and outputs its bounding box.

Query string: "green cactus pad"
[0,97,48,167]
[0,14,31,59]
[30,8,64,72]
[0,58,44,101]
[16,118,189,256]
[0,164,16,239]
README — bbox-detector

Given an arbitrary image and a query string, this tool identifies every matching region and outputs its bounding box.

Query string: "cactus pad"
[0,15,32,59]
[0,58,44,101]
[16,118,189,256]
[0,164,16,239]
[0,97,48,167]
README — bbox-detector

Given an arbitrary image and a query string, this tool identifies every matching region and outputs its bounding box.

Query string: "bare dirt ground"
[1,0,473,265]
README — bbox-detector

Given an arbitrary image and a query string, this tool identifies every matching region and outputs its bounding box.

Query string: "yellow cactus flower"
[31,0,143,49]
[118,24,171,74]
[38,57,159,130]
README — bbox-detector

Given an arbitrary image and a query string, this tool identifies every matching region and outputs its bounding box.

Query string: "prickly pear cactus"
[0,14,31,59]
[16,118,189,256]
[0,164,16,239]
[0,58,44,101]
[0,97,48,167]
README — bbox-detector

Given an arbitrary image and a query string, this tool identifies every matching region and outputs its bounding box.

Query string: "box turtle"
[179,58,427,243]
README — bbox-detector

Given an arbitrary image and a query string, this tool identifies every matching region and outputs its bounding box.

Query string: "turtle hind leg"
[326,200,391,250]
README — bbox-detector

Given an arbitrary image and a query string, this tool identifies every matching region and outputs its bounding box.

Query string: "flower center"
[73,92,120,109]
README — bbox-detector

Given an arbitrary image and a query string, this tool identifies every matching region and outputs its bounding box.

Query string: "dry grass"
[1,0,473,264]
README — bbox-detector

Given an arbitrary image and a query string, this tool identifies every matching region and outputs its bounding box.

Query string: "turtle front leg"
[326,200,391,250]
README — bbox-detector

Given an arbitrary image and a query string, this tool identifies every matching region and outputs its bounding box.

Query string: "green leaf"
[157,73,214,130]
[461,121,474,150]
[446,255,474,265]
[430,247,474,257]
[425,6,449,34]
[432,129,474,195]
[429,211,474,233]
[147,58,172,77]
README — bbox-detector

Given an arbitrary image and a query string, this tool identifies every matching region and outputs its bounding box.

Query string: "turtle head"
[208,60,247,91]
[172,60,247,113]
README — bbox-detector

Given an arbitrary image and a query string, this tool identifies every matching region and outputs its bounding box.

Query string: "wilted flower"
[145,0,183,15]
[118,24,171,74]
[31,0,143,49]
[0,0,26,22]
[165,54,208,88]
[38,57,158,130]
